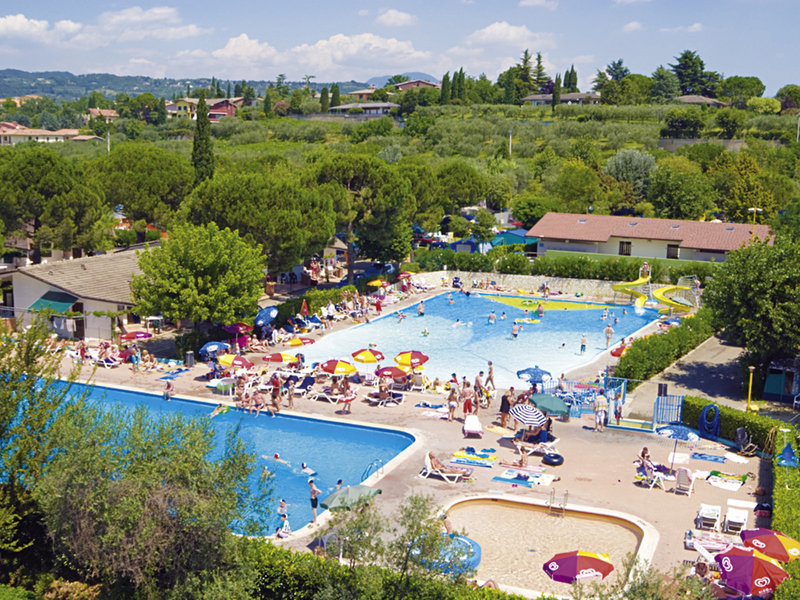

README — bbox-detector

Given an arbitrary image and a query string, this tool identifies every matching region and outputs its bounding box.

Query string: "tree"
[319,87,329,113]
[661,107,706,138]
[776,84,800,109]
[551,73,561,112]
[619,74,653,105]
[436,161,486,214]
[647,163,716,219]
[512,193,561,229]
[471,208,496,243]
[746,97,781,114]
[704,238,800,370]
[289,89,303,114]
[718,76,765,108]
[716,155,776,222]
[191,91,214,186]
[387,74,410,86]
[563,65,579,93]
[132,222,266,325]
[714,108,747,138]
[92,143,193,237]
[650,65,681,103]
[532,51,549,92]
[357,177,415,263]
[370,87,389,102]
[182,170,334,276]
[35,403,268,597]
[606,58,630,82]
[670,50,719,96]
[603,149,656,199]
[263,93,272,118]
[439,72,451,105]
[551,159,607,213]
[330,83,341,107]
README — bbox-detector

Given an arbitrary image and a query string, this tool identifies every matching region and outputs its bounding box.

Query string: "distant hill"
[0,69,370,102]
[366,72,440,88]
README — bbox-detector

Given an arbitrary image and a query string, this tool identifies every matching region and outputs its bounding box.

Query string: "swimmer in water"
[397,311,407,322]
[265,453,290,465]
[500,312,507,320]
[488,311,496,325]
[452,319,465,328]
[301,462,316,475]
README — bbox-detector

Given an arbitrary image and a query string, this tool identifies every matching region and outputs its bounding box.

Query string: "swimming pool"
[300,293,659,388]
[68,382,415,532]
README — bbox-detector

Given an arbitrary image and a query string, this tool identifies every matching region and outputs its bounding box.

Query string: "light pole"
[748,207,762,242]
[746,365,757,413]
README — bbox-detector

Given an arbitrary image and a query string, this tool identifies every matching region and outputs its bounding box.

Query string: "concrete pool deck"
[64,289,768,595]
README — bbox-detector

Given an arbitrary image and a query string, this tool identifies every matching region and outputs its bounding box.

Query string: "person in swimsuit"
[485,361,495,391]
[309,479,321,524]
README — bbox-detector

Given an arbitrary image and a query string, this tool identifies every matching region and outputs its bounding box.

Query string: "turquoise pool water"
[301,292,659,388]
[69,382,414,532]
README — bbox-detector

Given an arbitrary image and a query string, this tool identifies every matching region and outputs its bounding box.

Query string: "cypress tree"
[263,93,272,118]
[191,91,214,186]
[551,74,561,112]
[320,87,330,112]
[330,84,341,107]
[226,81,231,98]
[533,52,549,93]
[439,72,451,105]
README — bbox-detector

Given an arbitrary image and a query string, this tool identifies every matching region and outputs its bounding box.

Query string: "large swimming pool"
[69,382,415,532]
[301,292,659,388]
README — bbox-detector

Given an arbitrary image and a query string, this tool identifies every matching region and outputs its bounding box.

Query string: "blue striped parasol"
[509,404,547,427]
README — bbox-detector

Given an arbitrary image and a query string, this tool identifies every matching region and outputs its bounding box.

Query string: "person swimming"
[301,462,316,475]
[452,319,465,328]
[421,328,430,336]
[500,312,507,320]
[266,453,290,465]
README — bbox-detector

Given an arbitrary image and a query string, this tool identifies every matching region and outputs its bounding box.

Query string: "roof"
[0,122,79,138]
[521,92,600,102]
[88,107,119,118]
[350,87,377,95]
[678,95,729,107]
[395,79,440,90]
[328,102,399,111]
[16,249,145,305]
[526,212,772,252]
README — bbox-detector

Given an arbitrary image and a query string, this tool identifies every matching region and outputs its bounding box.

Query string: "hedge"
[275,285,358,326]
[680,396,800,600]
[252,542,535,600]
[614,308,716,387]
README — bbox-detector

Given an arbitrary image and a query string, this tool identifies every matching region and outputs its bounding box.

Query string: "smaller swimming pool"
[65,382,415,532]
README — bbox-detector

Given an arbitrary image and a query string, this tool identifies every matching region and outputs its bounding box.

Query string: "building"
[395,79,440,92]
[87,107,119,122]
[12,250,144,340]
[328,102,399,116]
[0,121,80,146]
[527,212,771,262]
[677,95,729,108]
[171,97,245,121]
[522,92,601,106]
[350,86,378,101]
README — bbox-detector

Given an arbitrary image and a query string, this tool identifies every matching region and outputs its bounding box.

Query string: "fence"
[653,394,685,424]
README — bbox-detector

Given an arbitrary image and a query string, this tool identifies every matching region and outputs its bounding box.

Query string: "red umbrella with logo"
[320,359,356,376]
[714,545,789,597]
[376,366,407,379]
[120,331,153,341]
[740,528,800,563]
[352,348,385,363]
[542,550,614,584]
[394,351,429,369]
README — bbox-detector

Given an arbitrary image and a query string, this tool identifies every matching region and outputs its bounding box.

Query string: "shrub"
[399,262,420,273]
[0,587,38,600]
[495,252,529,274]
[274,286,358,327]
[615,309,715,386]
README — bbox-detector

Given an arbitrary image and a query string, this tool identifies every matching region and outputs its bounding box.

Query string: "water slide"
[611,275,650,308]
[652,285,693,311]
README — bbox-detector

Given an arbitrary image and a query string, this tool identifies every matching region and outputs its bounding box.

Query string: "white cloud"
[0,14,49,40]
[519,0,558,9]
[465,21,556,50]
[622,21,642,32]
[660,22,703,33]
[211,33,279,64]
[614,0,651,4]
[358,9,369,16]
[375,9,418,27]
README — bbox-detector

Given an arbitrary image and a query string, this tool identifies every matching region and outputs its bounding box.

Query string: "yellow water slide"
[611,275,650,308]
[652,285,693,311]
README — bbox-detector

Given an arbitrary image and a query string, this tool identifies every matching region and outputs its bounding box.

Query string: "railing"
[362,458,383,481]
[547,488,568,517]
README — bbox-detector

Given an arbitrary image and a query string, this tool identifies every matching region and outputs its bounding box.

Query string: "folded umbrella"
[320,485,381,510]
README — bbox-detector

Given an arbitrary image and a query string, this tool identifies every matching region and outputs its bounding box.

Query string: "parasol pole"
[780,428,790,489]
[669,437,678,472]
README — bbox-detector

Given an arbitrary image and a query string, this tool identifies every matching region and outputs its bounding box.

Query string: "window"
[618,241,631,256]
[667,244,680,259]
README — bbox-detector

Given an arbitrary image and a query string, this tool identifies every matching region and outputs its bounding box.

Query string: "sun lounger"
[513,439,557,457]
[313,386,343,404]
[410,373,426,392]
[723,507,748,534]
[463,414,483,438]
[674,467,695,496]
[293,376,316,397]
[418,453,464,483]
[368,390,404,407]
[697,504,722,531]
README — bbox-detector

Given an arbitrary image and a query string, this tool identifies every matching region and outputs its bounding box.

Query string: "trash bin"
[657,383,668,397]
[185,351,195,368]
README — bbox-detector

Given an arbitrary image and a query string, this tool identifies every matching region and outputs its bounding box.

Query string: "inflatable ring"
[542,453,564,466]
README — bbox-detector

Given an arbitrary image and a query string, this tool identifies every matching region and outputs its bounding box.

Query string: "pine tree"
[186,83,191,97]
[211,77,216,96]
[533,52,549,93]
[226,82,231,98]
[551,74,561,112]
[263,93,272,118]
[320,87,330,112]
[439,72,451,105]
[563,65,579,93]
[191,91,214,186]
[330,84,341,107]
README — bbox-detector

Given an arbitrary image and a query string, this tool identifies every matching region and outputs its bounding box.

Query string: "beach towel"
[724,452,750,464]
[668,452,690,465]
[491,469,556,487]
[486,425,516,438]
[706,471,747,492]
[421,410,447,419]
[499,462,546,473]
[415,402,444,409]
[691,452,726,464]
[451,457,495,468]
[453,450,496,461]
[158,368,190,381]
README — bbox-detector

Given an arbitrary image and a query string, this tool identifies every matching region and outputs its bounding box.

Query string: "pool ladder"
[362,458,384,480]
[547,488,568,517]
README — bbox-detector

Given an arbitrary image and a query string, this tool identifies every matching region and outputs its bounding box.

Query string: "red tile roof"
[526,212,772,252]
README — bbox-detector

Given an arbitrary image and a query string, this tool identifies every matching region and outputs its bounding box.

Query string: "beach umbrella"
[352,348,385,363]
[741,529,800,563]
[516,365,553,384]
[509,404,546,427]
[254,306,278,327]
[367,280,385,287]
[394,350,429,368]
[300,299,310,317]
[218,354,254,370]
[222,322,253,335]
[320,484,381,510]
[199,341,230,357]
[529,393,569,416]
[542,550,614,584]
[285,337,315,347]
[714,545,789,597]
[320,359,357,376]
[397,272,413,280]
[376,366,407,379]
[120,331,153,341]
[263,352,296,363]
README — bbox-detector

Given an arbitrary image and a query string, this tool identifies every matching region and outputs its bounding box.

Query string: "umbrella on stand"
[199,341,230,358]
[285,337,315,347]
[120,331,153,341]
[263,352,296,364]
[397,272,413,280]
[394,351,429,369]
[740,529,800,562]
[222,322,254,335]
[542,550,614,584]
[714,545,789,597]
[376,366,407,379]
[516,365,553,386]
[300,299,310,317]
[254,306,278,327]
[320,485,381,510]
[529,393,569,416]
[777,442,798,489]
[218,354,254,370]
[352,348,385,363]
[320,359,357,376]
[509,404,547,428]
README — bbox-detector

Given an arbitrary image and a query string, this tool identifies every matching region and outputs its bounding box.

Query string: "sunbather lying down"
[428,452,472,477]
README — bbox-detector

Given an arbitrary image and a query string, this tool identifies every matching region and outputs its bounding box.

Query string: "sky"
[0,0,795,94]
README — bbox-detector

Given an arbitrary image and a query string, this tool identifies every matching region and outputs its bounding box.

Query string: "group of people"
[441,364,496,422]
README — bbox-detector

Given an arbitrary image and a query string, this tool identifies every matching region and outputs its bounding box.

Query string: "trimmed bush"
[275,286,358,327]
[400,262,420,273]
[614,308,715,386]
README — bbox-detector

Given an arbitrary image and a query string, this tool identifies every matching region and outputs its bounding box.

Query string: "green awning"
[28,291,78,313]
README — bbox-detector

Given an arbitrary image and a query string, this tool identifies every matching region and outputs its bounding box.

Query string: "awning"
[28,291,78,313]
